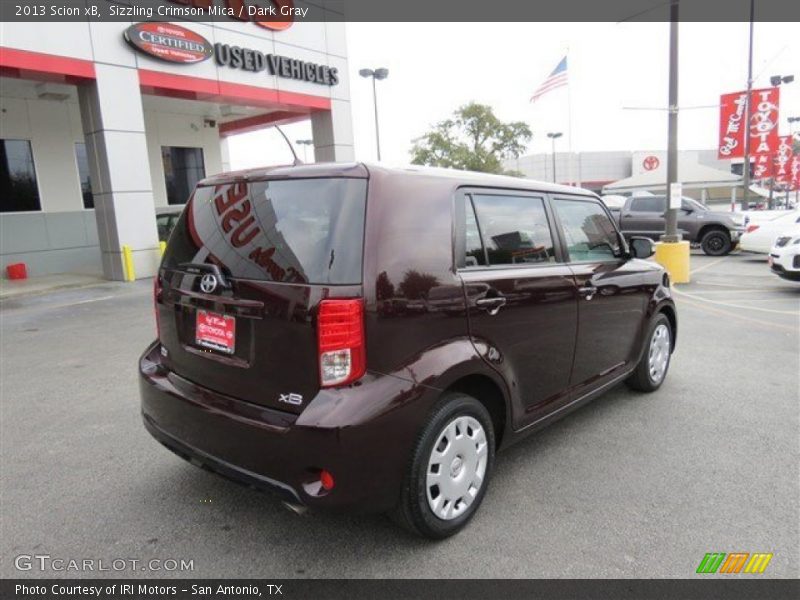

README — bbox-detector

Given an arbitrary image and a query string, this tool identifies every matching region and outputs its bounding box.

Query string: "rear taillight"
[154,275,163,339]
[317,299,365,387]
[746,224,760,233]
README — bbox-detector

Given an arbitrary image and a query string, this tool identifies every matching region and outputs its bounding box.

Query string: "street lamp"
[770,74,795,87]
[546,132,563,183]
[295,139,313,162]
[359,67,389,161]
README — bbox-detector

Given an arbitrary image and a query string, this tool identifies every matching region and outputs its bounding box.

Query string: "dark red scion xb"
[139,163,677,538]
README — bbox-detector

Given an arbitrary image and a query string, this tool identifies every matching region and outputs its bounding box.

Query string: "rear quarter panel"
[361,170,471,378]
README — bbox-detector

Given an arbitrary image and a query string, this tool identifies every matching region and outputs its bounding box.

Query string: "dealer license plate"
[195,310,235,354]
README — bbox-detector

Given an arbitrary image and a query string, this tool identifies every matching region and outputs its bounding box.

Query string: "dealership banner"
[791,154,800,191]
[752,152,774,181]
[773,135,794,185]
[718,87,780,160]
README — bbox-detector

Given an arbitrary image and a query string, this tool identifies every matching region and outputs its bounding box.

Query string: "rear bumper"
[139,342,431,513]
[143,413,301,505]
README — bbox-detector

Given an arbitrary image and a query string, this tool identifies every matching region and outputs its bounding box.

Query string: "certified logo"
[199,273,218,294]
[124,23,213,65]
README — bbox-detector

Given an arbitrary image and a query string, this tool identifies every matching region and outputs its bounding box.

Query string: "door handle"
[476,296,507,315]
[578,286,597,301]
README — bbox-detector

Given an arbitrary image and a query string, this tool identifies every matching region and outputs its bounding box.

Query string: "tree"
[398,270,439,300]
[411,103,531,175]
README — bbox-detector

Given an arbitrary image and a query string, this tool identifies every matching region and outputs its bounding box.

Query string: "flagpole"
[566,49,574,186]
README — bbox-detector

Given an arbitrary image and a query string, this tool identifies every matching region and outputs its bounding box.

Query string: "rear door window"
[469,193,556,266]
[630,197,666,212]
[464,196,487,266]
[163,178,367,284]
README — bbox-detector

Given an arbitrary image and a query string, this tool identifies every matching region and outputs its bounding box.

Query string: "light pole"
[359,67,389,161]
[652,0,690,284]
[663,1,680,243]
[295,139,313,163]
[547,132,562,183]
[741,0,755,211]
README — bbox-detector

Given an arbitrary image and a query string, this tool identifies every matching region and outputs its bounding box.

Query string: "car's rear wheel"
[390,392,495,539]
[626,313,672,392]
[700,229,732,256]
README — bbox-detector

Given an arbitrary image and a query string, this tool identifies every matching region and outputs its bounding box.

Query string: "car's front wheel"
[700,229,732,256]
[390,392,495,539]
[626,313,673,392]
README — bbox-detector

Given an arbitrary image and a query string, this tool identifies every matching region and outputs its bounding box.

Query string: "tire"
[390,392,495,539]
[700,229,732,256]
[626,313,673,392]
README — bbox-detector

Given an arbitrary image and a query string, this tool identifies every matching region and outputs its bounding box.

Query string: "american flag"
[530,56,568,103]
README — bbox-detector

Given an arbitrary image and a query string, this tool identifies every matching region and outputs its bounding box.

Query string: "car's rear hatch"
[156,169,368,414]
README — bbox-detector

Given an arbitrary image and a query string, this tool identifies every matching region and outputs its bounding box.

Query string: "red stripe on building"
[0,47,96,82]
[138,69,331,112]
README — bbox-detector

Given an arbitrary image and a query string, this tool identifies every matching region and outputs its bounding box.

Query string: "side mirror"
[629,236,655,259]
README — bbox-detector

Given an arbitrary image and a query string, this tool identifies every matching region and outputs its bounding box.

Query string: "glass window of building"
[75,142,94,209]
[1,139,41,213]
[162,147,205,206]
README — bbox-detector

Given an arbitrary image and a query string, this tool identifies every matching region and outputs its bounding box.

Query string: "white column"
[78,65,160,281]
[311,99,355,162]
[220,136,233,173]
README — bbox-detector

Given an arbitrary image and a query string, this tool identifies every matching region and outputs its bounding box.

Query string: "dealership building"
[505,149,743,205]
[0,14,353,280]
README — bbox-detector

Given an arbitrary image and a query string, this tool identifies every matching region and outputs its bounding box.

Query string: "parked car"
[613,195,744,256]
[156,206,183,243]
[768,227,800,282]
[743,208,799,229]
[139,163,677,539]
[740,211,800,254]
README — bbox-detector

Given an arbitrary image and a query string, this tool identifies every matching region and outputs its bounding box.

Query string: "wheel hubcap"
[426,416,488,521]
[648,323,670,384]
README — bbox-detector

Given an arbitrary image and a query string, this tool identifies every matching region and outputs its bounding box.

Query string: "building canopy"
[602,159,742,194]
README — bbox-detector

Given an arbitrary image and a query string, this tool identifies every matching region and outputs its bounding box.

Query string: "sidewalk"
[0,273,110,301]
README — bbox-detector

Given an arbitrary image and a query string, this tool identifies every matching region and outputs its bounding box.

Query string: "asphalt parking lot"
[1,251,798,579]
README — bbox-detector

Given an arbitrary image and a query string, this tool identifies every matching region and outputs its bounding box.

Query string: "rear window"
[630,197,666,212]
[163,178,367,284]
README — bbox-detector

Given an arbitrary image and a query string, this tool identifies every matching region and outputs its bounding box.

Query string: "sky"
[226,21,800,169]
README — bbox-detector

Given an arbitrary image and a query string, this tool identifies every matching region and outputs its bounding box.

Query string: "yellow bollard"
[159,241,167,256]
[122,245,136,282]
[654,241,690,284]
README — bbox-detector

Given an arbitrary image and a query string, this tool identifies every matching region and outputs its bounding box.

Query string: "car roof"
[156,206,184,215]
[198,162,597,198]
